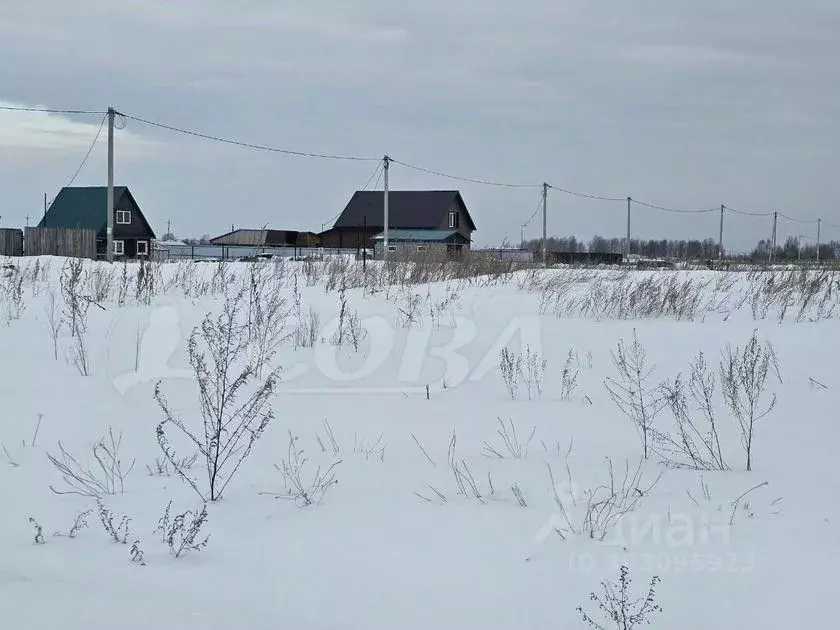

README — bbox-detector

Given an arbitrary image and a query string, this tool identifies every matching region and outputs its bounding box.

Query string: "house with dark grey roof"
[39,186,156,259]
[319,190,476,256]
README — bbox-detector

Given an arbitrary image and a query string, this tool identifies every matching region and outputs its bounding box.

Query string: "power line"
[320,160,385,229]
[632,198,718,214]
[118,111,380,162]
[390,158,541,188]
[522,194,544,229]
[548,184,625,202]
[778,211,817,225]
[0,105,106,115]
[725,205,774,218]
[62,113,107,190]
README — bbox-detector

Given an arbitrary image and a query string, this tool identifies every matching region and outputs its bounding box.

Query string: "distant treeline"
[520,236,840,262]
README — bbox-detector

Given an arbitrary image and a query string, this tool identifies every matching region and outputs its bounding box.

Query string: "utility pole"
[106,106,116,263]
[817,218,822,263]
[626,197,631,260]
[43,193,47,225]
[541,183,548,267]
[520,224,525,246]
[383,155,390,259]
[25,215,29,227]
[769,211,778,265]
[718,205,725,260]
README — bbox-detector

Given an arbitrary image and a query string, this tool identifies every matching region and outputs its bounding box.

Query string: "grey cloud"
[0,1,838,250]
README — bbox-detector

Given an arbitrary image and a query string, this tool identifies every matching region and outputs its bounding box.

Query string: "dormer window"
[116,210,132,224]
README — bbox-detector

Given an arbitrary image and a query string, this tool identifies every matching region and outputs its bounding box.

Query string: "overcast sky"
[1,0,838,252]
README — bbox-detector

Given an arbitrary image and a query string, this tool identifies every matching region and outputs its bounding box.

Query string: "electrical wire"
[320,160,385,229]
[118,111,380,162]
[522,194,544,228]
[778,212,817,225]
[6,105,840,232]
[632,198,718,214]
[725,205,774,218]
[389,158,541,188]
[548,184,625,202]
[62,113,107,190]
[0,105,106,115]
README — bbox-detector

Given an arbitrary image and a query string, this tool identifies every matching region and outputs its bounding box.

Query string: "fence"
[153,243,353,262]
[0,229,23,256]
[24,227,97,259]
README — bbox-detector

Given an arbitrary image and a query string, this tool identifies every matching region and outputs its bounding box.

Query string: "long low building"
[209,229,319,248]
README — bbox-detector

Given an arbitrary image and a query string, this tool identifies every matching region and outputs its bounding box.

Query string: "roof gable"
[333,190,477,231]
[39,186,155,238]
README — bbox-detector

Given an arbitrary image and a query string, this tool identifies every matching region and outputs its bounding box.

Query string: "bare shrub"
[498,346,545,400]
[1,263,26,322]
[47,427,136,497]
[560,348,580,401]
[656,351,729,471]
[720,330,777,471]
[481,417,536,460]
[117,262,131,306]
[315,418,341,456]
[86,264,115,303]
[353,432,387,462]
[129,540,146,565]
[331,281,367,350]
[499,347,521,399]
[59,259,93,375]
[135,260,158,305]
[45,290,62,360]
[245,263,291,376]
[396,288,424,328]
[63,509,92,538]
[577,565,663,630]
[521,345,547,400]
[292,277,320,349]
[447,431,488,504]
[548,458,661,542]
[155,500,210,558]
[511,482,527,507]
[155,291,280,501]
[271,432,341,507]
[29,517,46,544]
[604,331,665,459]
[96,498,131,544]
[145,452,199,477]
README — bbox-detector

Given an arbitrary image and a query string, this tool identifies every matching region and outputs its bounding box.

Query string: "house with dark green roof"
[39,186,156,258]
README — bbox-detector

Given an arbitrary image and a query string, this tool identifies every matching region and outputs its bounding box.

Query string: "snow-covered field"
[1,257,838,629]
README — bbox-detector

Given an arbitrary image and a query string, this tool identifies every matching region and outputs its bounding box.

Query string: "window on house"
[416,245,427,252]
[136,240,148,256]
[448,211,457,228]
[116,210,132,224]
[387,245,397,252]
[113,240,124,255]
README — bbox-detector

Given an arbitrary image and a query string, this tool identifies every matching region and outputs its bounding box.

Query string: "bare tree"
[154,291,280,502]
[720,330,777,471]
[604,331,665,459]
